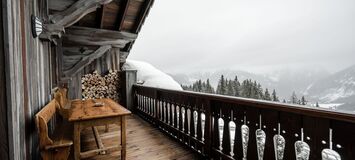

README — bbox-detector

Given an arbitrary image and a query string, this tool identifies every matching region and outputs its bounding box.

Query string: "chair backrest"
[54,88,68,110]
[35,100,58,149]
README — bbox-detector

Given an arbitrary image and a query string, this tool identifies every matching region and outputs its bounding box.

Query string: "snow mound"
[122,60,183,91]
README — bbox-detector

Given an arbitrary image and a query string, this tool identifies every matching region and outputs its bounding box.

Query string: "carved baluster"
[179,104,183,132]
[170,101,173,126]
[256,114,266,160]
[295,128,310,160]
[222,106,232,156]
[184,104,189,135]
[274,123,286,160]
[321,129,341,160]
[190,108,195,137]
[161,100,165,123]
[241,115,250,160]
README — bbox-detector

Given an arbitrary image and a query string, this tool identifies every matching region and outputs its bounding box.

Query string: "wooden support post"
[122,70,137,110]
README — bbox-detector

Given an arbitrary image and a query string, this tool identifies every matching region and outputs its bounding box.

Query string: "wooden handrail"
[133,85,355,123]
[132,84,355,160]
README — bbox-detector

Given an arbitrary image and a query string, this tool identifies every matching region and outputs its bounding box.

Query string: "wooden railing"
[132,85,355,160]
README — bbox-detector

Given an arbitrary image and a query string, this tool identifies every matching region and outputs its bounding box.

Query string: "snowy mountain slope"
[304,65,355,105]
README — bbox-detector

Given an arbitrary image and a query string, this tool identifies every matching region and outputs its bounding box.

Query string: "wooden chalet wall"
[2,0,58,159]
[0,1,9,159]
[1,0,153,159]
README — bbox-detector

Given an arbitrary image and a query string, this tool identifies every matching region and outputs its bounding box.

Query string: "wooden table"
[68,98,131,160]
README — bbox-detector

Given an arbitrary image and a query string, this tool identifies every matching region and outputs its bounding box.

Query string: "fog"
[129,0,355,74]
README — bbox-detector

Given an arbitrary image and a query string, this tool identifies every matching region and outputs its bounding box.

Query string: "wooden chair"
[35,100,73,160]
[54,88,73,119]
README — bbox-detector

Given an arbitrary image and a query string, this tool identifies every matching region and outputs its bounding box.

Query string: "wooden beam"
[40,0,113,40]
[63,35,128,48]
[92,127,106,154]
[119,51,129,63]
[133,0,154,33]
[63,27,137,48]
[117,0,130,31]
[63,45,112,77]
[66,26,137,41]
[96,5,106,28]
[48,0,76,11]
[123,0,154,52]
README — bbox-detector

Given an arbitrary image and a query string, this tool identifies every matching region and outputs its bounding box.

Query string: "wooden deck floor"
[76,115,199,160]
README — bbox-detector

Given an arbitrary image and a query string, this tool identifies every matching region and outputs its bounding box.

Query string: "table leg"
[121,116,126,160]
[74,123,81,160]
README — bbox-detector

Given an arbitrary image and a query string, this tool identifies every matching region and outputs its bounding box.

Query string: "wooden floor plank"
[70,115,198,160]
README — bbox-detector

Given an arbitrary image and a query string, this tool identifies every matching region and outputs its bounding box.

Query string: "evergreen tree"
[263,88,272,101]
[272,89,279,102]
[301,96,307,105]
[251,81,258,99]
[290,91,298,104]
[282,99,286,103]
[240,79,250,98]
[216,75,226,95]
[226,80,235,96]
[205,79,214,93]
[316,102,319,107]
[256,83,264,99]
[233,76,241,97]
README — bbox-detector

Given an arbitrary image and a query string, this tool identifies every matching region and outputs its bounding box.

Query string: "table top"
[68,98,131,122]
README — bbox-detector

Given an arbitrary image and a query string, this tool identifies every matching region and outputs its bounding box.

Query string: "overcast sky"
[129,0,355,74]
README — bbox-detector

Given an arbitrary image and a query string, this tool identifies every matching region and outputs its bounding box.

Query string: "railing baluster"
[166,100,169,124]
[222,104,232,156]
[169,100,173,126]
[173,102,178,129]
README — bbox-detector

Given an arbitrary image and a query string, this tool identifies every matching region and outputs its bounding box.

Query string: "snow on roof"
[122,60,183,91]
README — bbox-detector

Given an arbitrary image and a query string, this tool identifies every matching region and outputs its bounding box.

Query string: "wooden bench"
[35,99,73,160]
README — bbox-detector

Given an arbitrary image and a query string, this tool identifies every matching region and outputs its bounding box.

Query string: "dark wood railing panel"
[304,117,330,160]
[133,85,355,160]
[333,120,355,160]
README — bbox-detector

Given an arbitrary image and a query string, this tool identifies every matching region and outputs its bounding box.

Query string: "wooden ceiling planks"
[101,1,120,30]
[117,0,131,31]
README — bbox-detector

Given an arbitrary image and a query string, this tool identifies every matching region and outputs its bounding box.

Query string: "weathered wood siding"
[0,1,9,158]
[2,0,58,159]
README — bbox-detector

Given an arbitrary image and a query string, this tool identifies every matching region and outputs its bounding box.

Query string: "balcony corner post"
[154,90,159,126]
[122,70,137,111]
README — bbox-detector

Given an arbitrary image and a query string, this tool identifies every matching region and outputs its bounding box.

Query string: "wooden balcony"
[78,115,199,160]
[133,85,355,160]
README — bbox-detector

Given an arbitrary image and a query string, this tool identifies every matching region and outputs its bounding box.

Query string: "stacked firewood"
[81,70,120,101]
